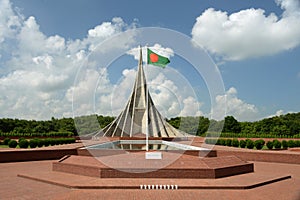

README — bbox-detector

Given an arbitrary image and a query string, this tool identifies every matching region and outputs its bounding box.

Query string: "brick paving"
[0,139,300,200]
[0,160,299,200]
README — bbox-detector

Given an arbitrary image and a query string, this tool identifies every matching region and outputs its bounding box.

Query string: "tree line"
[0,115,114,136]
[0,112,299,138]
[167,112,300,138]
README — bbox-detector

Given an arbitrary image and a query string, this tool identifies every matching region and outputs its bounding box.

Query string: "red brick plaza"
[0,138,300,200]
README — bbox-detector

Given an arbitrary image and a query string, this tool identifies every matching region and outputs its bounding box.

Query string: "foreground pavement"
[0,159,299,200]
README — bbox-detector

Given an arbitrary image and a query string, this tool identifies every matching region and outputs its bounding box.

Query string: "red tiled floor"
[1,160,299,200]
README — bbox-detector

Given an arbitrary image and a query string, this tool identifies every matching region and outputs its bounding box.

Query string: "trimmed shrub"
[254,139,265,150]
[29,139,38,148]
[8,140,17,148]
[266,141,273,150]
[18,137,26,143]
[219,139,226,146]
[246,139,254,149]
[226,139,232,147]
[294,140,300,147]
[205,138,212,144]
[19,139,29,148]
[273,140,282,149]
[287,140,295,148]
[281,140,288,148]
[3,138,11,145]
[37,139,44,147]
[240,140,246,148]
[43,139,50,147]
[49,138,57,146]
[232,139,239,147]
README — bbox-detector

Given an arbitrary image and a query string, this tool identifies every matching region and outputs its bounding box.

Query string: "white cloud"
[0,0,22,44]
[127,44,174,63]
[191,0,300,61]
[0,0,137,119]
[212,87,258,121]
[267,109,296,118]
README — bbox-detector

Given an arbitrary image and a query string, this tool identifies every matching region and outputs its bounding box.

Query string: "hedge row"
[3,137,76,148]
[205,138,300,150]
[0,131,74,138]
[205,132,300,139]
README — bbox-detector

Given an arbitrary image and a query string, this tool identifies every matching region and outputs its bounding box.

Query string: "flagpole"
[145,45,149,152]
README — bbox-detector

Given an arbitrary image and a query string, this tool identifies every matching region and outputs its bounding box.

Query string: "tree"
[222,116,241,133]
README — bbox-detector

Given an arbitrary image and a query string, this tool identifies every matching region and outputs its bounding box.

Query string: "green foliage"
[239,140,246,148]
[266,141,274,150]
[273,140,282,149]
[1,112,300,138]
[19,139,29,148]
[226,139,233,146]
[294,140,300,147]
[232,139,239,147]
[37,139,44,147]
[287,140,295,148]
[223,116,241,133]
[246,139,254,149]
[281,140,288,148]
[8,140,17,148]
[167,116,209,136]
[254,139,265,150]
[18,137,26,143]
[205,138,217,144]
[29,139,38,148]
[218,139,226,146]
[3,138,11,145]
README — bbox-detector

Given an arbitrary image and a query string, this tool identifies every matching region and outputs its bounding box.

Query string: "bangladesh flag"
[147,48,170,68]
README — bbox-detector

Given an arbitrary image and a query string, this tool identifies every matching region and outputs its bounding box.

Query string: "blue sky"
[0,0,299,121]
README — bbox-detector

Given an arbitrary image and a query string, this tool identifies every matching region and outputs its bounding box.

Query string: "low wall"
[0,149,77,163]
[217,150,300,164]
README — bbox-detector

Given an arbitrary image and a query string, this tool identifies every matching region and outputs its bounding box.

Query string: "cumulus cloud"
[212,87,258,121]
[0,0,137,119]
[191,0,300,61]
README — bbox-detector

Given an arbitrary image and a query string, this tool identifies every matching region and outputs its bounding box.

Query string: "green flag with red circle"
[147,48,170,68]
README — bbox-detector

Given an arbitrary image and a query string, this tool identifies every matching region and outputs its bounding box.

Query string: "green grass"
[0,145,9,148]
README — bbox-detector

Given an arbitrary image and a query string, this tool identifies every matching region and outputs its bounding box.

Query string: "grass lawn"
[0,145,9,148]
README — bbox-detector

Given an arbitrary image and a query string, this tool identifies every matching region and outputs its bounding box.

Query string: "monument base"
[53,152,254,179]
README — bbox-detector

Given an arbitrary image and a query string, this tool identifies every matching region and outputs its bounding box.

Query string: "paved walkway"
[1,160,299,200]
[0,139,300,200]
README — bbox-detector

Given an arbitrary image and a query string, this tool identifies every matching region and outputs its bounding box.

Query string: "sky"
[0,0,300,122]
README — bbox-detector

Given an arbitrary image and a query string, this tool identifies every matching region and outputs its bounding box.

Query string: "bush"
[287,140,295,148]
[273,140,282,149]
[294,140,300,147]
[281,140,288,148]
[43,139,50,147]
[29,139,38,148]
[226,139,232,146]
[266,141,273,150]
[18,137,26,143]
[3,138,11,145]
[205,138,216,144]
[240,140,246,148]
[218,139,226,146]
[37,139,44,147]
[19,139,29,148]
[232,139,239,147]
[246,139,254,149]
[8,140,17,148]
[49,138,57,146]
[254,139,265,150]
